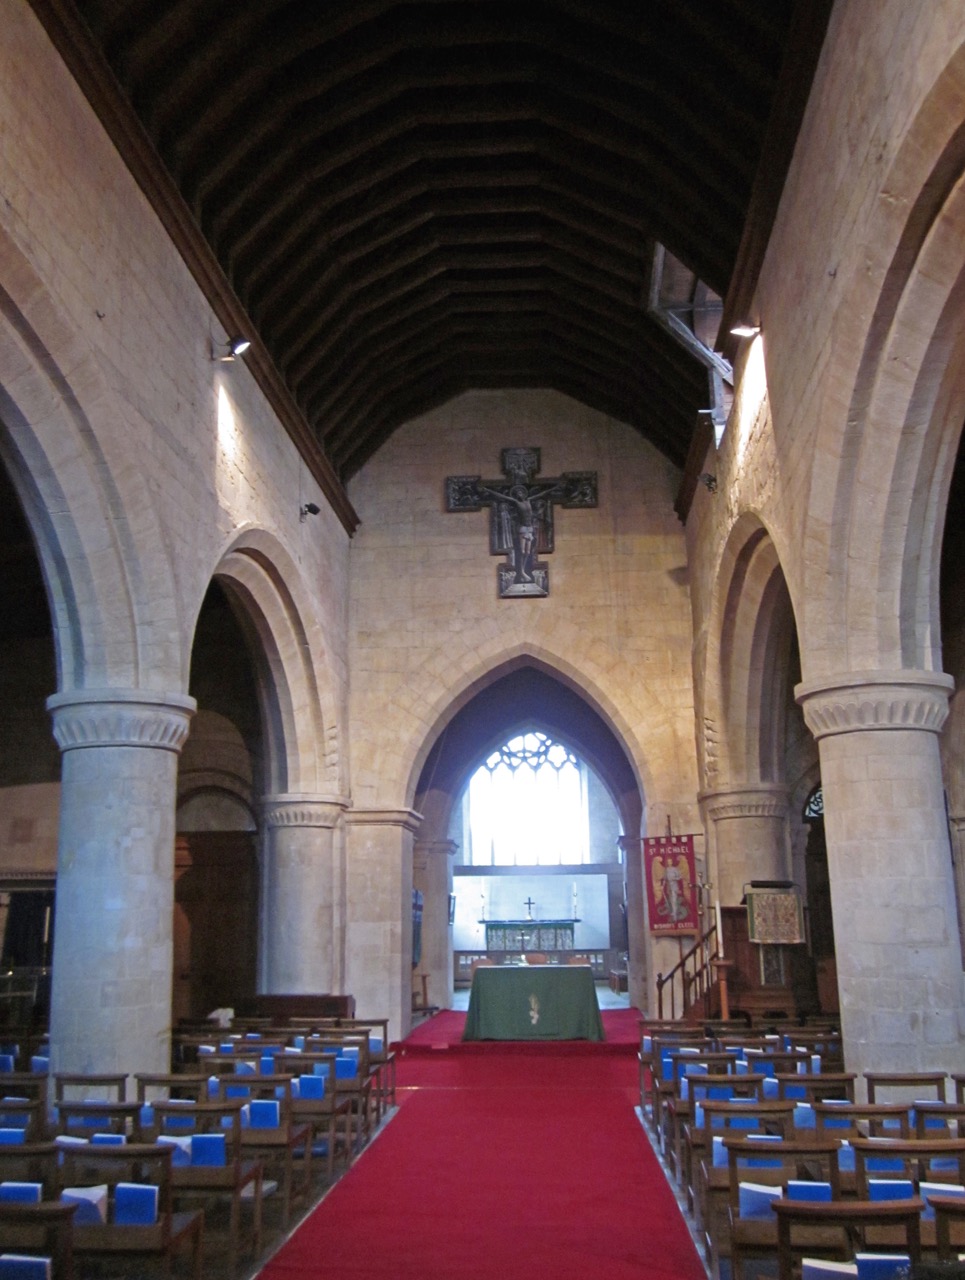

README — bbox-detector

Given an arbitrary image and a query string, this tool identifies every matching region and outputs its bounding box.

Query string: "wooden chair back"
[773,1196,923,1280]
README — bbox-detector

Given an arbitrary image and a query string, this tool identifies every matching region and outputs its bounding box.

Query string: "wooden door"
[173,833,258,1023]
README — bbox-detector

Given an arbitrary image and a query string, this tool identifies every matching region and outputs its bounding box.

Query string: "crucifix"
[445,447,597,598]
[524,896,536,919]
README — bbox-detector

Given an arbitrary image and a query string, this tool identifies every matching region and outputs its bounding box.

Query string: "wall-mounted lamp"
[729,322,760,339]
[299,502,321,522]
[213,335,252,362]
[699,473,718,493]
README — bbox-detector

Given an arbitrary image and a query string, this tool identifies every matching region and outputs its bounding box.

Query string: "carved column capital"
[413,839,458,859]
[47,689,195,753]
[261,794,349,829]
[699,782,790,822]
[345,807,423,835]
[795,670,954,740]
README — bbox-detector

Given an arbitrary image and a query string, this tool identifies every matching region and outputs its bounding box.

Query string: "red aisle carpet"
[257,1012,705,1280]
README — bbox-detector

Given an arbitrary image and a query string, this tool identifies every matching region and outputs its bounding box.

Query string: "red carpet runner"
[258,1012,705,1280]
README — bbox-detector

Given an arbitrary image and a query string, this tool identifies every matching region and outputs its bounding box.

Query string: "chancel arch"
[410,659,648,1013]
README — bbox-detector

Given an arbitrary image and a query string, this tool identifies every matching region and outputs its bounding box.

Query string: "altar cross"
[445,447,597,598]
[524,897,536,919]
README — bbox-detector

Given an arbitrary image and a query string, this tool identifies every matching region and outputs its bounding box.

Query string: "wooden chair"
[850,1134,965,1253]
[773,1196,923,1280]
[297,1036,375,1151]
[0,1098,47,1142]
[0,1198,76,1280]
[334,1019,396,1116]
[0,1144,61,1196]
[53,1074,127,1103]
[813,1101,912,1140]
[771,1071,857,1103]
[666,1067,763,1186]
[676,1074,768,1204]
[54,1100,145,1143]
[913,1101,965,1139]
[153,1097,264,1272]
[693,1099,796,1261]
[133,1073,210,1105]
[725,1135,844,1280]
[927,1191,965,1261]
[212,1074,312,1228]
[0,1075,48,1105]
[288,1058,355,1184]
[651,1047,738,1151]
[58,1141,204,1279]
[865,1070,947,1104]
[637,1028,708,1112]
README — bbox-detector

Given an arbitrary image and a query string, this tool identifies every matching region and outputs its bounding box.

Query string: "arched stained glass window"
[466,731,589,865]
[803,785,824,820]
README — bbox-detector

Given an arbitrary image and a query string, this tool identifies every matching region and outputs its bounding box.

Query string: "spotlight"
[213,335,252,362]
[300,502,321,522]
[699,473,718,493]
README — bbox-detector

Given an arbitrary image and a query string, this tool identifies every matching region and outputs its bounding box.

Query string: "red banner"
[644,834,699,933]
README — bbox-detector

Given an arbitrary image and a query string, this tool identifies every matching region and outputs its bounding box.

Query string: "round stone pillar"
[412,839,457,1014]
[699,783,790,904]
[260,795,347,995]
[46,689,195,1082]
[344,808,422,1044]
[796,670,964,1078]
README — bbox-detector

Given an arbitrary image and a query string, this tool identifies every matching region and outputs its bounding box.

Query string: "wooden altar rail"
[454,949,617,987]
[655,924,719,1021]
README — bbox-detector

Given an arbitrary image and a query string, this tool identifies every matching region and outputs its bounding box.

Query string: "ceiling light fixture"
[300,502,321,522]
[699,473,718,493]
[729,322,761,339]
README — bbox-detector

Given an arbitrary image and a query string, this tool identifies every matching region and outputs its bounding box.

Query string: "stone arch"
[400,640,656,818]
[702,512,801,790]
[412,654,644,840]
[0,223,183,692]
[205,527,342,798]
[805,41,965,676]
[407,650,653,1009]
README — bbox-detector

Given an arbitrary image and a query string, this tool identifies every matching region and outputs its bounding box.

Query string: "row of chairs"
[639,1024,965,1278]
[0,1011,398,1277]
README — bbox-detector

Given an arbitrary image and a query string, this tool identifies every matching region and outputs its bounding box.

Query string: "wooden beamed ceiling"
[33,0,832,489]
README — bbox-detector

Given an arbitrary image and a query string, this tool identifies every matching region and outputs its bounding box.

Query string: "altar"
[481,918,579,952]
[463,964,604,1041]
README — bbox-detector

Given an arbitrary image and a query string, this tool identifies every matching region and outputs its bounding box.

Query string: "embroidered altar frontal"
[463,965,605,1041]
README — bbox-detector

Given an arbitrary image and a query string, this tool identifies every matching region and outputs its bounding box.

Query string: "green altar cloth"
[463,964,605,1041]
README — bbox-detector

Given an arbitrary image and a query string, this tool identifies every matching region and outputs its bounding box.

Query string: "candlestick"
[715,900,724,959]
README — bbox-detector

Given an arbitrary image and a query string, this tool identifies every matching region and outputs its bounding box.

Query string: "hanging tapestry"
[644,834,699,934]
[745,889,805,945]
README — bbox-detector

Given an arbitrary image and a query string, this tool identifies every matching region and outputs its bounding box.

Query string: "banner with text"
[644,834,699,934]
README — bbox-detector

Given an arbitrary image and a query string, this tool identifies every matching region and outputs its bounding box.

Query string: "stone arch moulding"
[807,42,965,677]
[0,224,183,692]
[206,527,343,799]
[701,511,801,792]
[403,643,651,832]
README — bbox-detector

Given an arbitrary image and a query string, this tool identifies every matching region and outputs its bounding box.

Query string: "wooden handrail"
[655,923,720,1020]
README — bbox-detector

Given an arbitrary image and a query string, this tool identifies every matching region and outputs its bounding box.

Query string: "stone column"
[796,670,964,1078]
[260,795,347,995]
[699,783,791,904]
[46,689,195,1083]
[344,808,422,1044]
[412,839,457,1013]
[619,835,648,1012]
